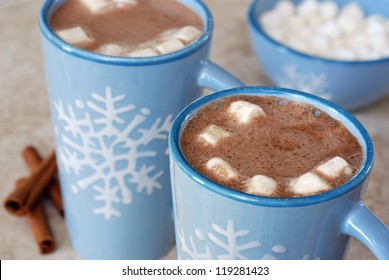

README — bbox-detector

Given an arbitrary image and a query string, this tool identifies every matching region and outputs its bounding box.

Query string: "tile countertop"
[1,0,388,260]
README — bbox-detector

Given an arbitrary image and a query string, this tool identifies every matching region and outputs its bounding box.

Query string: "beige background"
[0,0,388,260]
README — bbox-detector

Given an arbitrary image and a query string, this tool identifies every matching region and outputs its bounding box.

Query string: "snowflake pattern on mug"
[54,87,173,220]
[178,219,320,260]
[275,64,333,100]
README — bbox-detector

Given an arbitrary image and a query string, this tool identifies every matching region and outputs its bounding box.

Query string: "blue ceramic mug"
[39,0,244,259]
[169,86,389,260]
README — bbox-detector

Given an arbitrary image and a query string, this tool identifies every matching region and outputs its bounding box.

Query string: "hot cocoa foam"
[49,0,203,56]
[180,95,363,198]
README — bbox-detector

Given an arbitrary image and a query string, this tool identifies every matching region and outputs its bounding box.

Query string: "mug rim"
[39,0,213,66]
[169,86,375,207]
[247,0,389,65]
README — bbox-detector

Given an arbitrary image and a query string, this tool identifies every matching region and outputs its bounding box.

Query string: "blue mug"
[39,0,244,259]
[169,86,389,260]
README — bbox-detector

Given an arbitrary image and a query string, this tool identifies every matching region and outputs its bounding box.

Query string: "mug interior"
[39,0,213,65]
[169,86,374,207]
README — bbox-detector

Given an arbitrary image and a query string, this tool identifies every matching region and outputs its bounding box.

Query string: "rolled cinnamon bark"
[22,146,64,216]
[4,178,29,216]
[27,199,56,254]
[19,151,57,212]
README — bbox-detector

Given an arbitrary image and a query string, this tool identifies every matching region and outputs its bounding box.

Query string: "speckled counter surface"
[0,0,388,260]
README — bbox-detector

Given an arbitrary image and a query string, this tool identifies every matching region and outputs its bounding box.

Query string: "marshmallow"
[286,36,308,53]
[80,0,137,13]
[266,27,285,42]
[340,3,364,20]
[124,47,158,57]
[174,26,201,45]
[198,125,231,146]
[317,20,342,39]
[319,1,338,20]
[260,10,283,29]
[155,38,186,54]
[95,44,124,56]
[274,0,295,17]
[366,15,387,35]
[290,172,330,195]
[336,14,359,35]
[315,156,352,179]
[206,158,238,181]
[79,0,108,13]
[113,0,137,8]
[297,0,319,18]
[56,26,93,46]
[332,47,357,60]
[310,34,330,52]
[246,175,277,196]
[228,101,266,124]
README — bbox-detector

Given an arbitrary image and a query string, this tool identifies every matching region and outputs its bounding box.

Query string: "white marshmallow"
[290,172,330,195]
[246,175,277,196]
[369,33,389,53]
[336,14,359,35]
[310,34,330,52]
[80,0,137,12]
[56,26,93,46]
[95,44,124,56]
[287,16,305,30]
[284,16,306,30]
[124,47,158,57]
[366,15,387,35]
[319,1,338,20]
[155,38,186,54]
[260,10,283,29]
[340,3,364,20]
[286,36,309,53]
[297,0,319,18]
[274,0,295,17]
[174,26,201,45]
[316,156,352,179]
[79,0,108,13]
[113,0,137,7]
[228,101,266,124]
[206,158,238,181]
[266,27,285,42]
[198,125,231,146]
[317,20,342,39]
[332,47,357,60]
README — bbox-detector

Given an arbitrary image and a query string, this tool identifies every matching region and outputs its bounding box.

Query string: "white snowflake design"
[54,87,173,220]
[178,219,320,260]
[275,64,333,100]
[178,219,261,260]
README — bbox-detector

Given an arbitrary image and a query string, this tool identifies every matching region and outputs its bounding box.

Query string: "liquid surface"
[180,95,363,197]
[50,0,203,53]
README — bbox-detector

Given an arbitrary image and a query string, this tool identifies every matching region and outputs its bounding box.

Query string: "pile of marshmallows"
[199,100,352,196]
[54,0,201,57]
[260,0,389,61]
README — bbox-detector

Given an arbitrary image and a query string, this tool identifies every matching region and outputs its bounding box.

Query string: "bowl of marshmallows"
[247,0,389,110]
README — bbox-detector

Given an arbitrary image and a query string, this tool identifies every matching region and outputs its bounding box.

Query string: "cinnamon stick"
[27,198,56,254]
[4,178,29,216]
[17,151,57,212]
[22,146,64,216]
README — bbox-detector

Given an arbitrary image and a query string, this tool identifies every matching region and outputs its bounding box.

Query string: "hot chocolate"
[180,95,363,197]
[49,0,203,56]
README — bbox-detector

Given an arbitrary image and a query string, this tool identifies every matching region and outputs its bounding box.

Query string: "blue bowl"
[247,0,389,111]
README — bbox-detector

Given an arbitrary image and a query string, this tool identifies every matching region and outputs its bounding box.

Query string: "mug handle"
[341,202,389,259]
[197,60,245,91]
